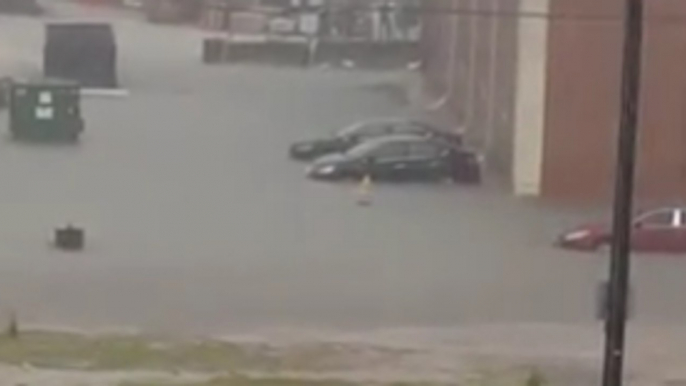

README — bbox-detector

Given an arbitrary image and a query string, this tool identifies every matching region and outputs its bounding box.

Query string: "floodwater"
[0,2,684,339]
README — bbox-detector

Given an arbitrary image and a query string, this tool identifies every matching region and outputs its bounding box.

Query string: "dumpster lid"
[46,22,115,43]
[11,77,79,87]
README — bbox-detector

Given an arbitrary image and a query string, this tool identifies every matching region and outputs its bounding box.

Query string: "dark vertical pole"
[602,0,644,384]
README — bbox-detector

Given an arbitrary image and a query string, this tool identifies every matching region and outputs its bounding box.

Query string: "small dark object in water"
[54,225,84,251]
[7,311,18,339]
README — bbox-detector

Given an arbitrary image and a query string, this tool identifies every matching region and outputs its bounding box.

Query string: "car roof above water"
[337,117,427,135]
[361,134,437,146]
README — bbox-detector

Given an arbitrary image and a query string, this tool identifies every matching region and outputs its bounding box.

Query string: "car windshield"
[634,209,675,227]
[0,0,676,385]
[345,140,382,158]
[335,121,374,138]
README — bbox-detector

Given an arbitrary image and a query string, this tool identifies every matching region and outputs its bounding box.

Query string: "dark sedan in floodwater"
[307,135,481,184]
[557,207,686,253]
[289,118,462,161]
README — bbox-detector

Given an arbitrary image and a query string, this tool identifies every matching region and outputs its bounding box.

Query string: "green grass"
[120,376,441,386]
[120,376,357,386]
[0,331,407,375]
[0,331,448,386]
[0,331,274,371]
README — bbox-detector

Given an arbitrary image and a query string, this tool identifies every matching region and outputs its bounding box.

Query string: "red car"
[558,207,686,253]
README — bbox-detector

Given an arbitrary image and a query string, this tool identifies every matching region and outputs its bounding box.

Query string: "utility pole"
[602,0,644,384]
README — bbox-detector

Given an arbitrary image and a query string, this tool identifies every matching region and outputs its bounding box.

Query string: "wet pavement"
[0,3,684,337]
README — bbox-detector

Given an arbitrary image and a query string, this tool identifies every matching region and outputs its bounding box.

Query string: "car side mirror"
[364,156,375,166]
[633,221,643,229]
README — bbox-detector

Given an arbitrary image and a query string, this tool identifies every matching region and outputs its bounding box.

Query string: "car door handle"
[393,164,407,169]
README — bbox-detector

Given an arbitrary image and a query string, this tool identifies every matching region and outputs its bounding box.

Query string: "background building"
[422,0,686,204]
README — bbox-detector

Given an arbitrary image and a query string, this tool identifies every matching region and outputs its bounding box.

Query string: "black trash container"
[44,23,118,88]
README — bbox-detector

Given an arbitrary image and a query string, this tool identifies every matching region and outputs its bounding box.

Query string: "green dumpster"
[9,79,84,142]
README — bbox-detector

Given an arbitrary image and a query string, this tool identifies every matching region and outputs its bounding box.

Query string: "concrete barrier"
[203,39,309,67]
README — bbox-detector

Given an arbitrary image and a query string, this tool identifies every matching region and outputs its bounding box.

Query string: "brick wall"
[541,0,686,204]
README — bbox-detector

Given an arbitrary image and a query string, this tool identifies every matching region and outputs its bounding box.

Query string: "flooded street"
[0,2,684,341]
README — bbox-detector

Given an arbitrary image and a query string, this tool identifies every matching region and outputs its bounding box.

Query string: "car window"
[345,122,392,139]
[335,123,366,138]
[369,141,408,160]
[336,123,362,138]
[346,140,380,158]
[392,122,428,136]
[635,209,677,227]
[408,141,443,158]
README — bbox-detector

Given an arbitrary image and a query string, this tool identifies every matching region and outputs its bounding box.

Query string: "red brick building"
[422,0,686,204]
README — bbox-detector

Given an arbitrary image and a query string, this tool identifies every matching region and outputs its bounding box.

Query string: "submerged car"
[307,135,481,183]
[290,118,462,161]
[558,206,686,253]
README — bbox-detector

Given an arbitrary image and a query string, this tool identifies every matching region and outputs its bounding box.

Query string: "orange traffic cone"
[356,175,373,206]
